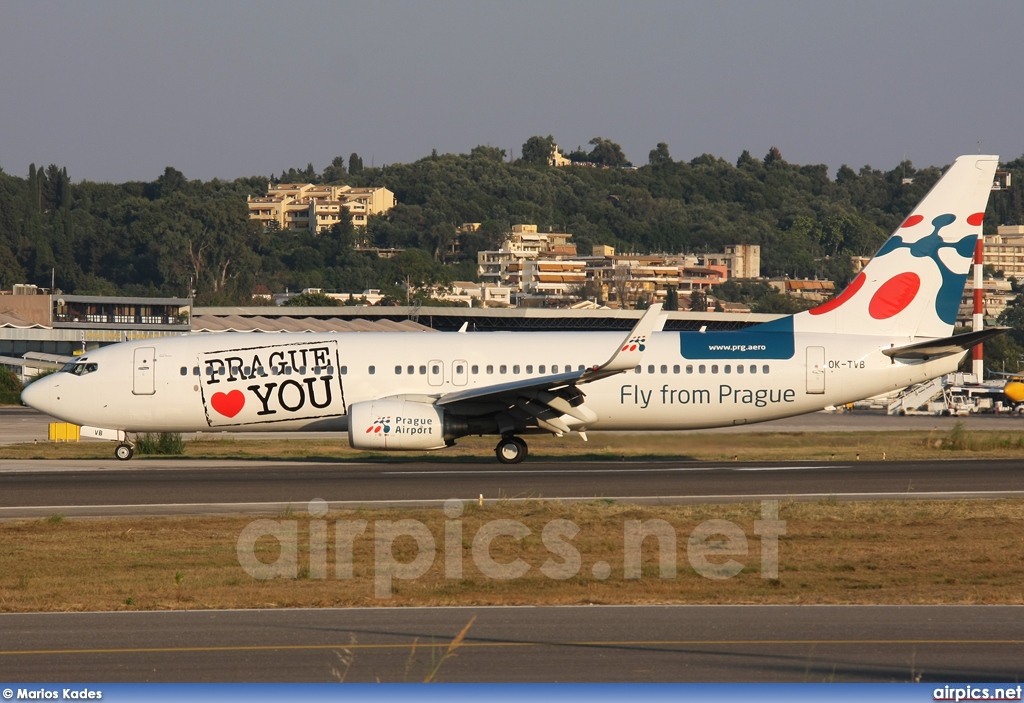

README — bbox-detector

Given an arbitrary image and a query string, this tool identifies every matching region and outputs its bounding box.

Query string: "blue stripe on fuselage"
[679,316,795,359]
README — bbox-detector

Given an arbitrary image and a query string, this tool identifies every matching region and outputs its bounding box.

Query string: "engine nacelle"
[347,399,450,451]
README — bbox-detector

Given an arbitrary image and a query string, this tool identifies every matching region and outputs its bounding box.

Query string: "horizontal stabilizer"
[882,328,1007,360]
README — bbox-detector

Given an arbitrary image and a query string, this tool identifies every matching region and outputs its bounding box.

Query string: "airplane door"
[428,359,444,387]
[452,359,468,387]
[806,346,825,394]
[133,347,156,395]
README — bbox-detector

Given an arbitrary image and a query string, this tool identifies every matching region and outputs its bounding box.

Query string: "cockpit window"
[68,363,99,376]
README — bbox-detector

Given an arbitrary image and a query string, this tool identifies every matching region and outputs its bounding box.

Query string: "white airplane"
[22,155,1004,463]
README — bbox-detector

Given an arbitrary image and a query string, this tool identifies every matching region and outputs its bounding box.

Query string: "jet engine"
[347,399,452,450]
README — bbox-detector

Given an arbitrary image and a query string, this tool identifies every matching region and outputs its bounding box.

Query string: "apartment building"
[477,225,576,289]
[984,225,1024,280]
[478,226,757,308]
[247,183,396,233]
[701,243,760,279]
[957,278,1015,326]
[519,258,588,307]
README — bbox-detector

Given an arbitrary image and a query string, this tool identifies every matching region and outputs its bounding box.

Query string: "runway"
[2,457,1024,518]
[4,411,1023,684]
[2,605,1021,682]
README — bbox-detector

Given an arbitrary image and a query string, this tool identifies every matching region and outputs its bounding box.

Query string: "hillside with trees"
[1,141,1021,306]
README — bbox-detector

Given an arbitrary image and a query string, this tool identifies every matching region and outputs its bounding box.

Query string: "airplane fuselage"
[33,328,960,435]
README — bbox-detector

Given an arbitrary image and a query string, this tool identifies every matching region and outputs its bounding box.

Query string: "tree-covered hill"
[1,142,1020,305]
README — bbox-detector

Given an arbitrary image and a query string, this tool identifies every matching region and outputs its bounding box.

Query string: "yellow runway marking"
[2,639,1023,656]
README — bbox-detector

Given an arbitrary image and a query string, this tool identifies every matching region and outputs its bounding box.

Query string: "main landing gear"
[115,442,135,461]
[495,436,528,464]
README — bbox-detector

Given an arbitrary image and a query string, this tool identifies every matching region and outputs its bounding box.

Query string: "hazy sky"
[2,1,1021,183]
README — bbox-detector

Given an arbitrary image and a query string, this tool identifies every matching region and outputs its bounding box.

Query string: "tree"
[349,153,363,175]
[0,367,21,404]
[588,137,629,167]
[689,289,708,312]
[997,294,1024,346]
[283,291,341,307]
[665,285,679,311]
[648,142,671,166]
[322,156,348,183]
[470,145,506,162]
[520,135,556,165]
[751,292,816,314]
[151,167,187,199]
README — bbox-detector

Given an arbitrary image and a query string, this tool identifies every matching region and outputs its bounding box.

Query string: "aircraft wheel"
[495,436,528,464]
[115,443,134,461]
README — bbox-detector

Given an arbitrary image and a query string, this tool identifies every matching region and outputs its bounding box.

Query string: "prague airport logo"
[622,335,646,352]
[366,416,391,434]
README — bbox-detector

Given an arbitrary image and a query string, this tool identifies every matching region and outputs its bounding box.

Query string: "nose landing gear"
[115,442,135,461]
[495,436,528,464]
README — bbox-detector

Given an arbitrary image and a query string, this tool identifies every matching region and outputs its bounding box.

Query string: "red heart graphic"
[211,390,245,418]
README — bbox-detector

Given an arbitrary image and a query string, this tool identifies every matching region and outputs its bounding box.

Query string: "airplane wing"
[881,327,1007,360]
[434,304,663,435]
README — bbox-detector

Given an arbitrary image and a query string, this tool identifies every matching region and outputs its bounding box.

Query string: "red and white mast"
[972,238,984,379]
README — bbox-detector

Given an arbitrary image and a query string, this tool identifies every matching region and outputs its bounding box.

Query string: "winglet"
[597,303,663,373]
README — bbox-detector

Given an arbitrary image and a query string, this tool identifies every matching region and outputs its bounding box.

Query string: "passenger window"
[660,365,668,374]
[539,365,546,374]
[180,367,187,376]
[499,365,507,374]
[635,365,642,373]
[407,365,414,375]
[431,364,440,375]
[455,364,464,374]
[647,365,655,374]
[711,365,719,374]
[419,365,426,375]
[552,365,558,373]
[673,365,680,374]
[578,365,585,372]
[686,365,693,374]
[471,365,478,374]
[526,365,533,374]
[193,367,200,376]
[737,365,744,374]
[762,365,769,374]
[513,365,520,374]
[699,365,706,374]
[395,366,402,374]
[486,365,493,374]
[368,366,375,375]
[724,365,731,374]
[340,366,348,375]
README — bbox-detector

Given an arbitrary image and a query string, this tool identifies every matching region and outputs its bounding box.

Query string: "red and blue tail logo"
[622,335,646,352]
[796,155,998,339]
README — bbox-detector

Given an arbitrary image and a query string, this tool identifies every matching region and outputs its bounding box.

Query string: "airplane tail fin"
[796,154,999,339]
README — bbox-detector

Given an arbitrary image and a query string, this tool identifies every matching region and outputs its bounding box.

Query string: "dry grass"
[2,499,1024,612]
[6,426,1024,462]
